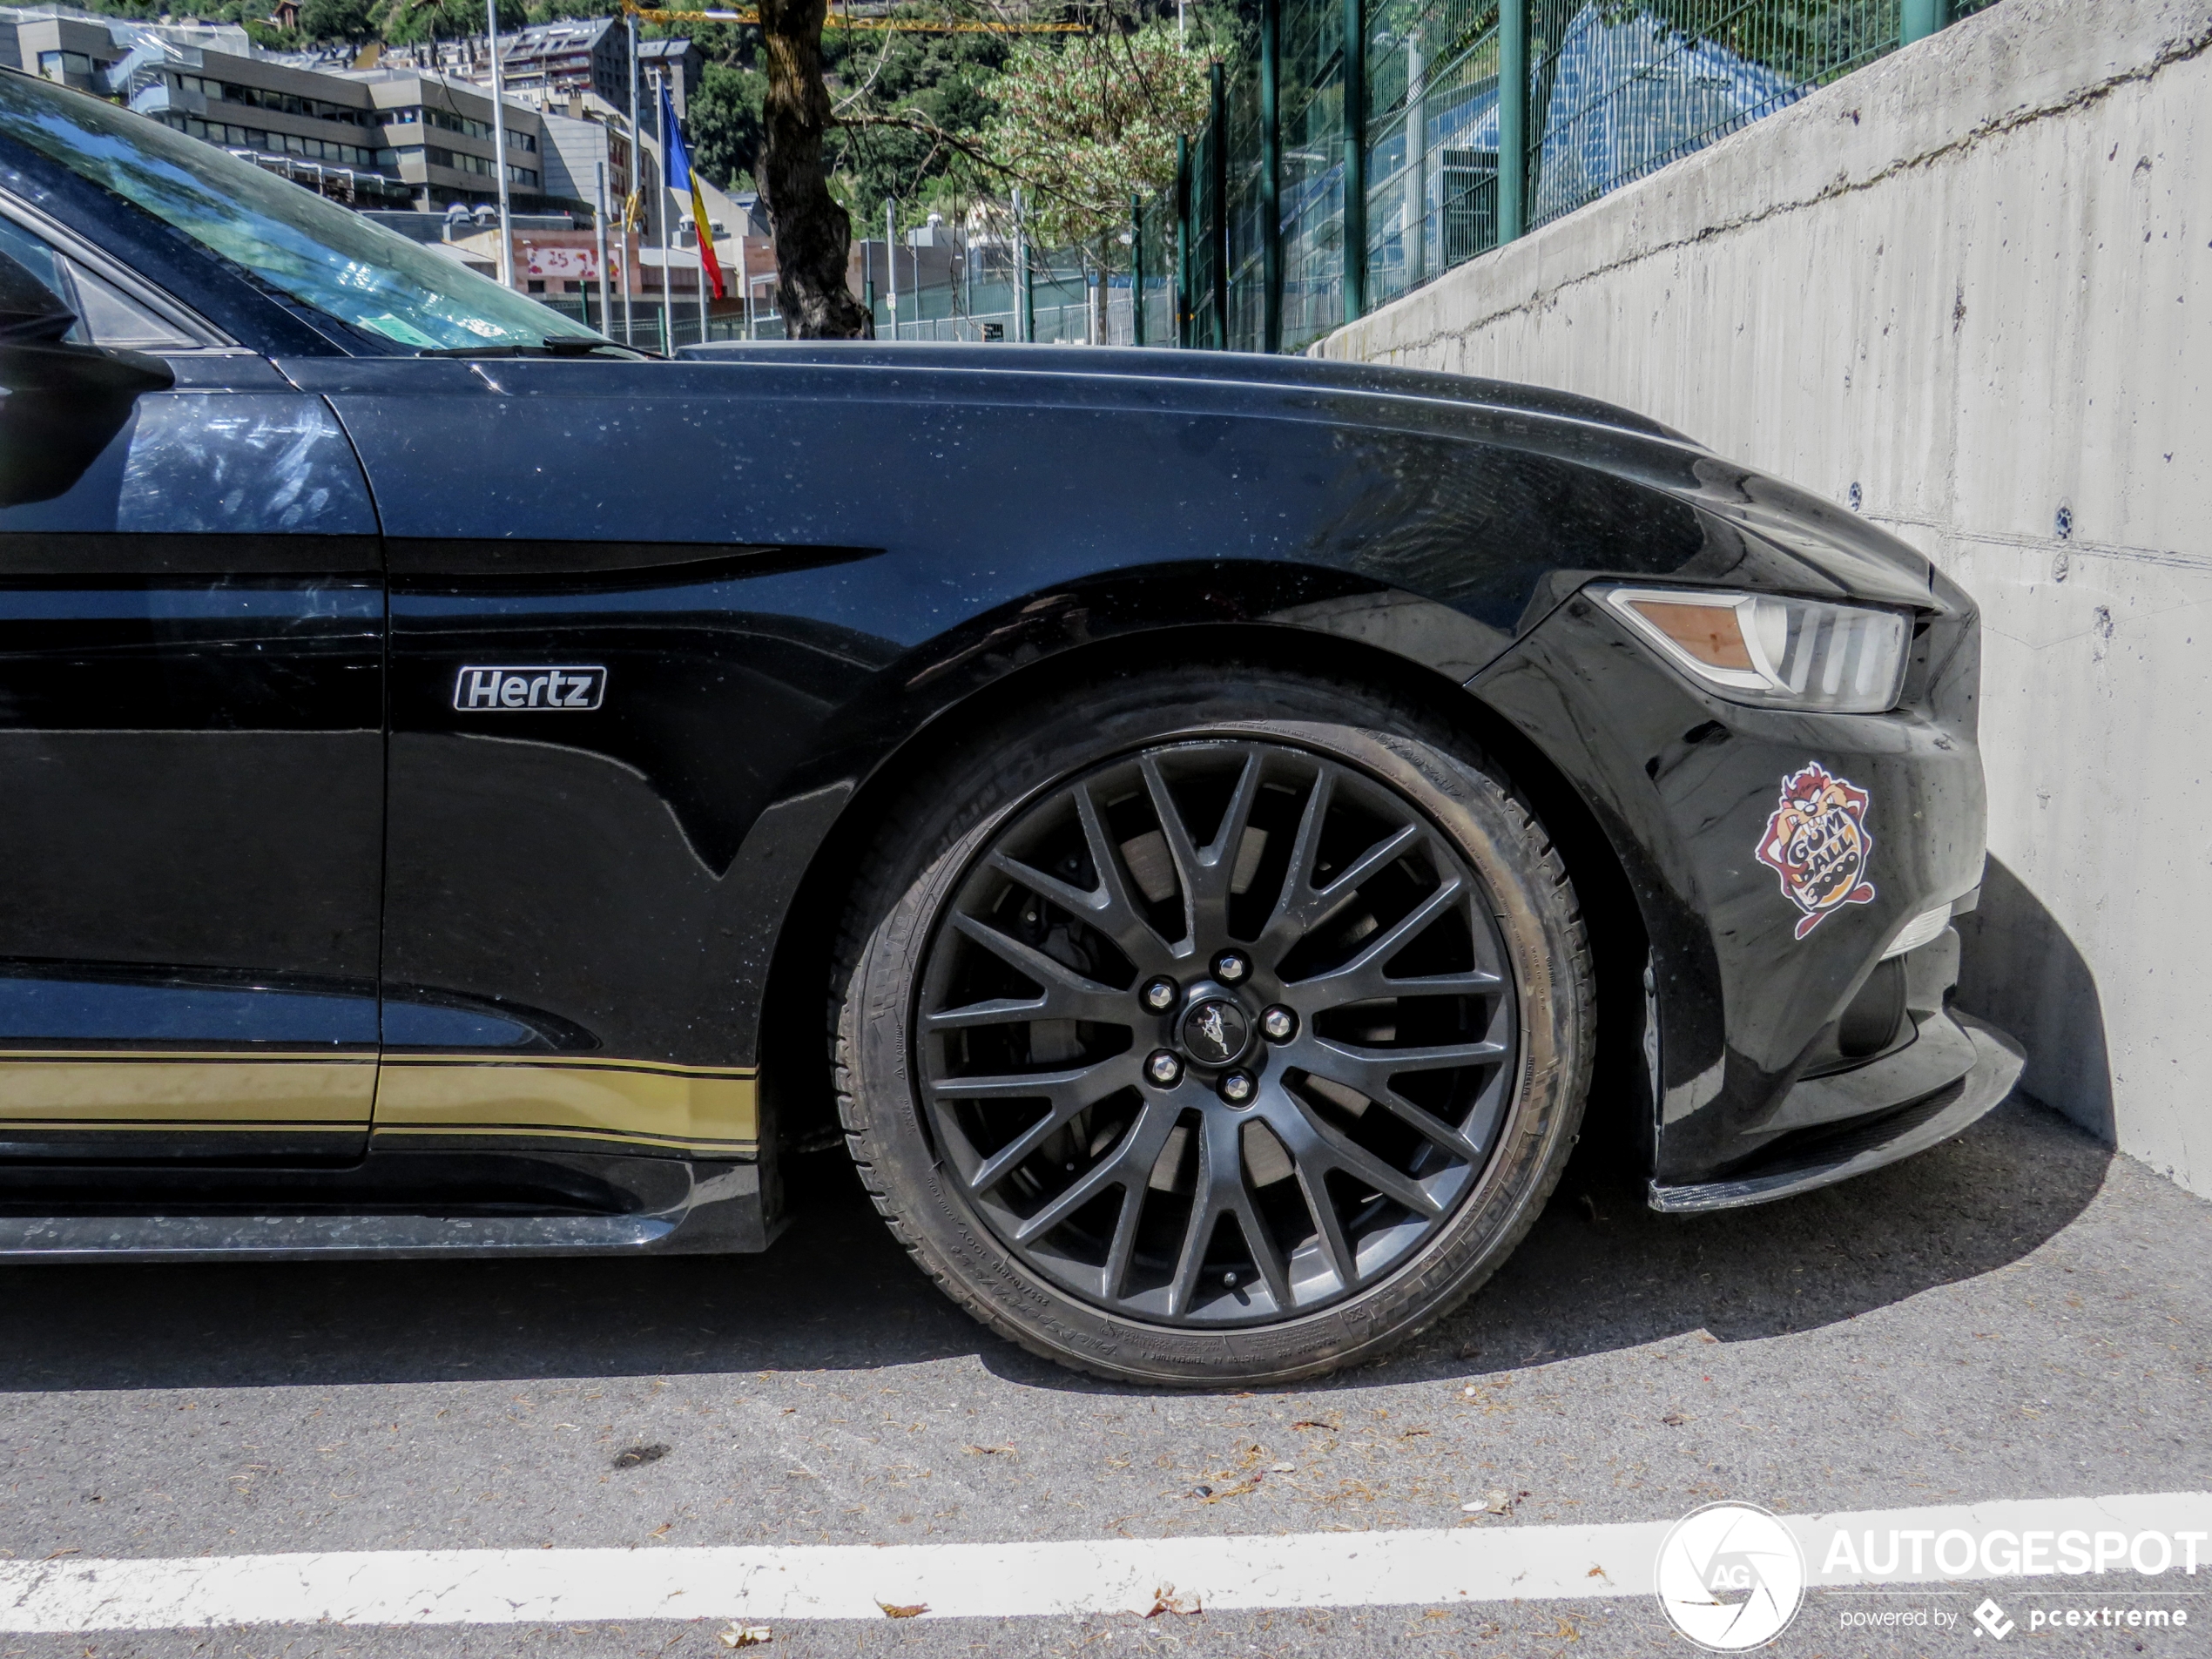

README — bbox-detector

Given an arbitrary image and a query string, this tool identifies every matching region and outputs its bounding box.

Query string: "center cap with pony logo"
[1179,997,1252,1067]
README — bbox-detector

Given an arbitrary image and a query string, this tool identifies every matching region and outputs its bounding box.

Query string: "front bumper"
[1648,1011,2023,1211]
[1472,568,2014,1202]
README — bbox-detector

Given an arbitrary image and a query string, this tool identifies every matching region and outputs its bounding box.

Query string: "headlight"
[1600,586,1911,714]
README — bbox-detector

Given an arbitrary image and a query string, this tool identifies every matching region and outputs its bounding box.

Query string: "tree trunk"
[1091,236,1109,345]
[756,0,871,338]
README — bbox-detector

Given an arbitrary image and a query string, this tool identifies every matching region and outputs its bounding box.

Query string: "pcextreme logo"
[1655,1501,1807,1650]
[1973,1597,2016,1639]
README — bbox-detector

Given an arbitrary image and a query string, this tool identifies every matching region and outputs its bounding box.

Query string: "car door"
[0,201,384,1161]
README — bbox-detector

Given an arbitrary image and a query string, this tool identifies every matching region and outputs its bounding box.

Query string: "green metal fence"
[1138,0,1997,353]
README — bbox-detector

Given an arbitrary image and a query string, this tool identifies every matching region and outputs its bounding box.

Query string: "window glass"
[0,71,597,352]
[0,207,196,349]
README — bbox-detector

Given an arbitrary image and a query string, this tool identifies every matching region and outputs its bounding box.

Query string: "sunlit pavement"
[3,1094,2207,1657]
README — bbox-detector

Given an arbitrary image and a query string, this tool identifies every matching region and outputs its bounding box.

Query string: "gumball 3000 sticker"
[1756,762,1878,939]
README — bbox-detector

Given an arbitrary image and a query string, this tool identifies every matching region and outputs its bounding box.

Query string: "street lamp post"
[484,0,514,289]
[594,158,611,334]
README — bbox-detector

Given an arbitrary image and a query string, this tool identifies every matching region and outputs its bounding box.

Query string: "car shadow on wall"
[0,1093,2112,1397]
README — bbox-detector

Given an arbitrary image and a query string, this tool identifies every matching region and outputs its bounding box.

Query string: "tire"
[831,664,1592,1386]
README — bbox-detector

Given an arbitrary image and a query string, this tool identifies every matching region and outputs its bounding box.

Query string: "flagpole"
[624,15,639,346]
[737,222,752,340]
[697,189,708,343]
[594,158,610,336]
[653,67,669,354]
[484,0,513,290]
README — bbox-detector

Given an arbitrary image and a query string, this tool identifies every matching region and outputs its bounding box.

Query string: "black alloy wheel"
[917,740,1518,1326]
[833,666,1592,1386]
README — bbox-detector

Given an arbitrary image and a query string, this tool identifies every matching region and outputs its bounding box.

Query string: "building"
[7,10,416,206]
[634,35,699,129]
[375,18,632,110]
[335,67,552,214]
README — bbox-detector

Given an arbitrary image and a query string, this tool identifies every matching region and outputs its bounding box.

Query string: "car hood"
[678,341,1935,612]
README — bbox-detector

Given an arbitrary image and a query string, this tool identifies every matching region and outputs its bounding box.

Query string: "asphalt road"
[3,1093,2207,1658]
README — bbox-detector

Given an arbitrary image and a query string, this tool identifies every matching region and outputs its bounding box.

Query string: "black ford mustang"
[0,70,2019,1385]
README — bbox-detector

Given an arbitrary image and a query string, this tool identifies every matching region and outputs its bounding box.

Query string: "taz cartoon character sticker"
[1756,762,1878,938]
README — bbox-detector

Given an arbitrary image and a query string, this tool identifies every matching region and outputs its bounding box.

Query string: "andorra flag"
[658,80,725,300]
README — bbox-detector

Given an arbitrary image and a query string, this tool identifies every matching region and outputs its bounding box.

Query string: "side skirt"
[0,1156,785,1261]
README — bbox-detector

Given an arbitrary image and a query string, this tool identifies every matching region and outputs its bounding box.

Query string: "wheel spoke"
[1137,753,1203,950]
[1163,1170,1215,1318]
[995,789,1178,972]
[1187,748,1266,940]
[946,913,1127,1022]
[1378,968,1505,996]
[986,850,1104,922]
[1289,1095,1443,1217]
[1099,1179,1147,1302]
[923,995,1050,1031]
[941,1055,1142,1192]
[1294,1157,1360,1291]
[1206,1107,1292,1312]
[1288,875,1466,1001]
[1009,1095,1175,1245]
[928,1065,1106,1100]
[1310,1036,1508,1076]
[1254,764,1338,955]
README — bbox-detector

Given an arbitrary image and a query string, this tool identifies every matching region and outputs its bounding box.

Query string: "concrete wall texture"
[1315,0,2210,1196]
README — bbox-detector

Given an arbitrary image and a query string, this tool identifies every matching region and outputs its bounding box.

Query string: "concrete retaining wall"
[1315,0,2211,1197]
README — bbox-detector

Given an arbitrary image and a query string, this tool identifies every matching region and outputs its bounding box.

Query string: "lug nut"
[1140,976,1179,1013]
[1260,1005,1297,1043]
[1213,949,1251,984]
[1218,1069,1256,1106]
[1145,1049,1184,1088]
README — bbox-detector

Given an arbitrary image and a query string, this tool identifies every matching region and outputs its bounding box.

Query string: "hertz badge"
[454,665,607,711]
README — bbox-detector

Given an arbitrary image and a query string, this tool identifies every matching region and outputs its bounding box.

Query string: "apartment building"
[374,18,632,109]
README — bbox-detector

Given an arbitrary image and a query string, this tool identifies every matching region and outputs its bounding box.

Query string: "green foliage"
[299,0,376,43]
[687,58,766,194]
[976,20,1214,245]
[824,27,1008,209]
[384,0,524,45]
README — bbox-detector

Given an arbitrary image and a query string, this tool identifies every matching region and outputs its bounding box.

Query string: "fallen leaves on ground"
[1146,1585,1202,1617]
[877,1601,928,1619]
[718,1624,772,1649]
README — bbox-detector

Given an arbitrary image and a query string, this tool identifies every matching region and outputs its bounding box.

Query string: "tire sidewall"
[841,686,1588,1386]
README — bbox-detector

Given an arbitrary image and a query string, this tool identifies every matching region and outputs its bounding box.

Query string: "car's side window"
[0,207,203,352]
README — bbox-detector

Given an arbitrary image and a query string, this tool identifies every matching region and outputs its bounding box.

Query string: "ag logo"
[1654,1501,1805,1651]
[1755,761,1877,939]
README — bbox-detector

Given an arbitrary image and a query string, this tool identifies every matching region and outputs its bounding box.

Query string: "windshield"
[0,69,602,353]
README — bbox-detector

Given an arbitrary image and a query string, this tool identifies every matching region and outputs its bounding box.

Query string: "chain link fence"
[1142,0,2001,353]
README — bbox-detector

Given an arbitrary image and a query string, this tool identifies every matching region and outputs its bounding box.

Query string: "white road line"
[3,1493,2207,1631]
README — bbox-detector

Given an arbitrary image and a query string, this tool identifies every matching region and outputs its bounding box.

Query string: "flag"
[658,80,725,300]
